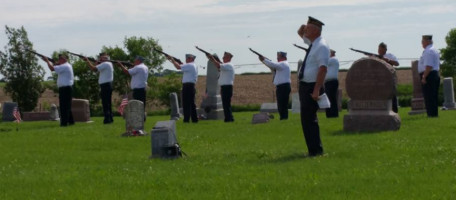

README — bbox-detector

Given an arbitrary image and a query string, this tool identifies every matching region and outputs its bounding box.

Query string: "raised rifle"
[66,51,97,62]
[248,48,270,60]
[25,49,55,63]
[349,48,382,58]
[293,44,308,52]
[153,48,183,64]
[107,60,134,68]
[195,46,221,63]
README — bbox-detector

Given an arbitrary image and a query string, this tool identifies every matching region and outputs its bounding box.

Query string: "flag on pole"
[13,106,21,123]
[118,97,128,116]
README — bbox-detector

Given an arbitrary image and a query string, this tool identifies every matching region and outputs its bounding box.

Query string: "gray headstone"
[251,112,272,124]
[291,93,300,113]
[72,99,91,122]
[200,58,224,120]
[123,100,145,136]
[343,57,401,132]
[260,103,278,113]
[150,120,178,158]
[49,104,60,121]
[170,92,181,120]
[2,102,18,122]
[409,61,426,115]
[338,88,343,111]
[443,77,456,110]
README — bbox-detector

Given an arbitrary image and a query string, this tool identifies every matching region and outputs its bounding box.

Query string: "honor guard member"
[168,54,199,123]
[207,52,235,122]
[258,51,291,120]
[419,35,440,117]
[296,16,329,157]
[84,53,114,124]
[377,42,400,113]
[325,49,339,118]
[117,56,149,119]
[43,54,75,127]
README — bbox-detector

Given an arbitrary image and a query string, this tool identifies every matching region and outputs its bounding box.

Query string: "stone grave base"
[344,113,401,132]
[200,95,224,120]
[260,103,278,113]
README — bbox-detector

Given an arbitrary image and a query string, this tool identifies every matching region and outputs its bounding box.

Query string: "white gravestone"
[122,100,145,136]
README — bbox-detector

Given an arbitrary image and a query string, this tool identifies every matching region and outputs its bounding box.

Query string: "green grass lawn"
[1,109,455,199]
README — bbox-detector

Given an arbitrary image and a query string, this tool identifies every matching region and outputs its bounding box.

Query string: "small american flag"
[13,106,21,123]
[118,97,128,116]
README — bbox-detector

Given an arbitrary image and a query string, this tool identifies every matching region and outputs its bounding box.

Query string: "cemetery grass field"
[1,109,455,199]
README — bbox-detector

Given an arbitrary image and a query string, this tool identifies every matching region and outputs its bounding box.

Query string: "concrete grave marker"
[442,77,456,110]
[72,99,91,122]
[50,104,60,121]
[260,103,278,113]
[199,58,224,120]
[408,61,426,115]
[2,102,18,122]
[150,120,178,158]
[122,100,145,136]
[291,93,300,113]
[251,112,273,124]
[170,92,181,120]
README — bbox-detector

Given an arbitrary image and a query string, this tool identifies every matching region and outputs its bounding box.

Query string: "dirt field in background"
[0,69,413,111]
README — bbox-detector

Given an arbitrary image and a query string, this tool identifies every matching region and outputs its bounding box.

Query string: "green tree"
[0,26,45,112]
[440,28,456,78]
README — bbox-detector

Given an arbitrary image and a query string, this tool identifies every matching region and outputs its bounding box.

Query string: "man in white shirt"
[325,49,339,118]
[377,42,400,113]
[419,35,440,117]
[207,52,235,122]
[297,16,329,157]
[259,51,291,120]
[117,56,149,120]
[43,54,75,127]
[84,53,114,124]
[168,54,199,123]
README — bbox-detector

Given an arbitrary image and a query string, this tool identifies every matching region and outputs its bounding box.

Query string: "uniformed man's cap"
[185,54,196,59]
[135,56,145,62]
[330,49,336,53]
[422,35,433,40]
[277,51,287,57]
[308,16,325,28]
[224,52,233,58]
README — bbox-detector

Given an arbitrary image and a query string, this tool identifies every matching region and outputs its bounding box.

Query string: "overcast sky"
[1,0,455,77]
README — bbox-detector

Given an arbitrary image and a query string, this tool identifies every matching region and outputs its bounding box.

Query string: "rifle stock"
[25,49,55,63]
[349,48,382,58]
[66,51,97,62]
[195,46,221,63]
[153,48,183,64]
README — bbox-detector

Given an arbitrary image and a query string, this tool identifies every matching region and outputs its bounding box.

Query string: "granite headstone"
[199,57,224,120]
[123,100,145,136]
[260,103,278,113]
[170,92,181,120]
[291,93,300,113]
[2,102,18,122]
[408,61,426,115]
[150,120,178,158]
[71,99,91,122]
[442,77,456,110]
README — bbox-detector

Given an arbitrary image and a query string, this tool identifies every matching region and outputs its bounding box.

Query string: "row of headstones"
[1,99,91,122]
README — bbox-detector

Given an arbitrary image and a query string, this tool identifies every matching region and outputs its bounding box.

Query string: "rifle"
[248,48,270,60]
[349,48,382,58]
[293,44,308,52]
[66,51,97,62]
[195,46,221,63]
[25,49,55,63]
[107,60,134,68]
[153,48,183,64]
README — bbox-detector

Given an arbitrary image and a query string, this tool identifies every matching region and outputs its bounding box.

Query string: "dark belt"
[325,79,338,83]
[183,82,195,86]
[276,82,290,87]
[59,86,72,89]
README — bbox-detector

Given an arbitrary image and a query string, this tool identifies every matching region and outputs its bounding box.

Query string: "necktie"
[298,44,312,80]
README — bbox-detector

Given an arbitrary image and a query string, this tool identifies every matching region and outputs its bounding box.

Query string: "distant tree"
[440,28,456,78]
[0,26,45,112]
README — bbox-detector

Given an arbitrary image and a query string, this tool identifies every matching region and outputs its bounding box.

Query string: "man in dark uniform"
[419,35,440,117]
[296,16,329,157]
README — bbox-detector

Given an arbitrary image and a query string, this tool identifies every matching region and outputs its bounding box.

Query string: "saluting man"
[419,35,440,117]
[259,51,291,120]
[43,54,75,127]
[377,42,400,113]
[117,56,149,120]
[84,52,114,124]
[296,16,329,157]
[207,52,235,122]
[168,54,199,123]
[325,49,339,118]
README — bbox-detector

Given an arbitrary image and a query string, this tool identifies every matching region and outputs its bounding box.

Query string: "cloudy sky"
[1,0,455,77]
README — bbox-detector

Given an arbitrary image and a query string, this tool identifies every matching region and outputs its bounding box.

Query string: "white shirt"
[181,62,198,83]
[218,62,235,86]
[383,52,398,64]
[128,63,148,89]
[418,44,440,73]
[54,62,74,87]
[263,59,291,85]
[325,57,339,81]
[300,36,330,82]
[96,61,114,84]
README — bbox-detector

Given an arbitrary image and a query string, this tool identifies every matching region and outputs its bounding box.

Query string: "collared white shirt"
[96,61,114,84]
[263,59,291,85]
[325,56,339,81]
[218,62,235,86]
[384,53,399,64]
[418,44,440,73]
[128,63,148,89]
[181,62,198,83]
[54,62,74,87]
[300,36,330,82]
